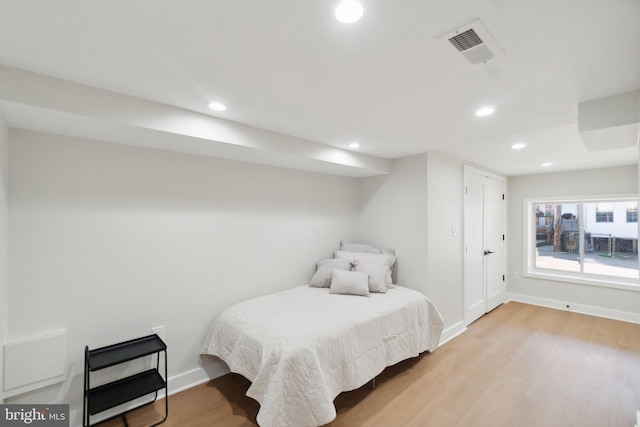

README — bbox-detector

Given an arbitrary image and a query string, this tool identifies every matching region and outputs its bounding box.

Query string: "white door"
[464,167,505,325]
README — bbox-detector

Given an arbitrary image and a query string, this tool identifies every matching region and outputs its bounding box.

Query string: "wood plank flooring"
[99,302,640,427]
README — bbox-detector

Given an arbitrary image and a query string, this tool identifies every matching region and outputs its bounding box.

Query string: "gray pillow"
[329,269,370,296]
[309,258,352,288]
[354,260,388,293]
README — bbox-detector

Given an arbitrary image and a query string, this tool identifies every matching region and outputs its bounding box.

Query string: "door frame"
[463,165,507,325]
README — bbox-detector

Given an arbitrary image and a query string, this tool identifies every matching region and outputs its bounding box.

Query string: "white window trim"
[523,194,640,291]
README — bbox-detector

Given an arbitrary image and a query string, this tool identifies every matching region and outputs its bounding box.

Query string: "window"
[595,203,613,222]
[526,196,639,288]
[627,202,638,223]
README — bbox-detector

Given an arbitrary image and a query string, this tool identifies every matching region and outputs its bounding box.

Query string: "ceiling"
[0,0,638,177]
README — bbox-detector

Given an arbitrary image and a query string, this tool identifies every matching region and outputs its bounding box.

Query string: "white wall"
[425,153,464,330]
[7,130,358,422]
[356,155,429,287]
[0,116,8,403]
[508,165,640,318]
[356,153,464,333]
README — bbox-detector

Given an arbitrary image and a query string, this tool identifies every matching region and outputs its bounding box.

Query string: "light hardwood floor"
[100,302,640,427]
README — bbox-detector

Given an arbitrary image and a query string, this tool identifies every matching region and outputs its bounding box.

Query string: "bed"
[200,283,444,427]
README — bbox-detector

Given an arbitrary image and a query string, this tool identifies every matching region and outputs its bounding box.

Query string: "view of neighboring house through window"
[529,197,639,285]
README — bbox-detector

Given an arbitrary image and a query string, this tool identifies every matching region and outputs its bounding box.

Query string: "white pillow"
[329,269,370,296]
[309,258,352,288]
[354,260,388,293]
[340,241,395,256]
[334,250,396,286]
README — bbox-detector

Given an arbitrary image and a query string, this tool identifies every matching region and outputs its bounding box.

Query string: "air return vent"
[449,29,484,52]
[438,19,503,65]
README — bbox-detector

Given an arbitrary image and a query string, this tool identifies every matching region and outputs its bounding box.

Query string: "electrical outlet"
[152,325,165,340]
[150,326,165,370]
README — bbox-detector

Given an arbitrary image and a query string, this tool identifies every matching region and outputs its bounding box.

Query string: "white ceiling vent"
[439,19,503,65]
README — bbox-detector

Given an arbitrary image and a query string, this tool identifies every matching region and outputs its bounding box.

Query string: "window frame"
[524,194,640,291]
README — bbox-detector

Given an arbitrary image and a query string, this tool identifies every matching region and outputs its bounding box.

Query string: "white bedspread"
[201,285,444,427]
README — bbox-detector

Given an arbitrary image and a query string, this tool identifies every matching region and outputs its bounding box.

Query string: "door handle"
[484,250,495,255]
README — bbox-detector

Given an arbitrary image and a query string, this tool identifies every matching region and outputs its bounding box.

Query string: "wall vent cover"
[439,19,503,65]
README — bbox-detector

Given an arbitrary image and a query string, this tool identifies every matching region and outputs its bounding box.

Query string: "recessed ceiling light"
[475,106,495,117]
[348,142,360,149]
[541,162,552,167]
[207,101,227,111]
[511,142,527,150]
[335,0,364,24]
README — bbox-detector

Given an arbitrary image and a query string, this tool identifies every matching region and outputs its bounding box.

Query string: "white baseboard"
[506,292,640,324]
[71,359,229,426]
[439,320,466,347]
[165,324,468,402]
[85,359,229,426]
[170,324,469,395]
[164,359,229,397]
[80,299,639,426]
[96,294,637,422]
[83,320,471,426]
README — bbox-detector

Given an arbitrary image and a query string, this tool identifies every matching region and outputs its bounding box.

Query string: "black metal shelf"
[88,335,166,371]
[88,369,166,415]
[83,334,168,427]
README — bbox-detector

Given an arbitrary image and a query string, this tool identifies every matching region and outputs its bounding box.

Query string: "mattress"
[201,285,444,427]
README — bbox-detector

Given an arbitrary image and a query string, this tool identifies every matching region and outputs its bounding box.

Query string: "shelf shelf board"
[88,334,166,371]
[87,369,166,415]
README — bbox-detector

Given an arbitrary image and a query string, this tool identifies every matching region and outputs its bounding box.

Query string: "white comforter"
[201,285,444,427]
